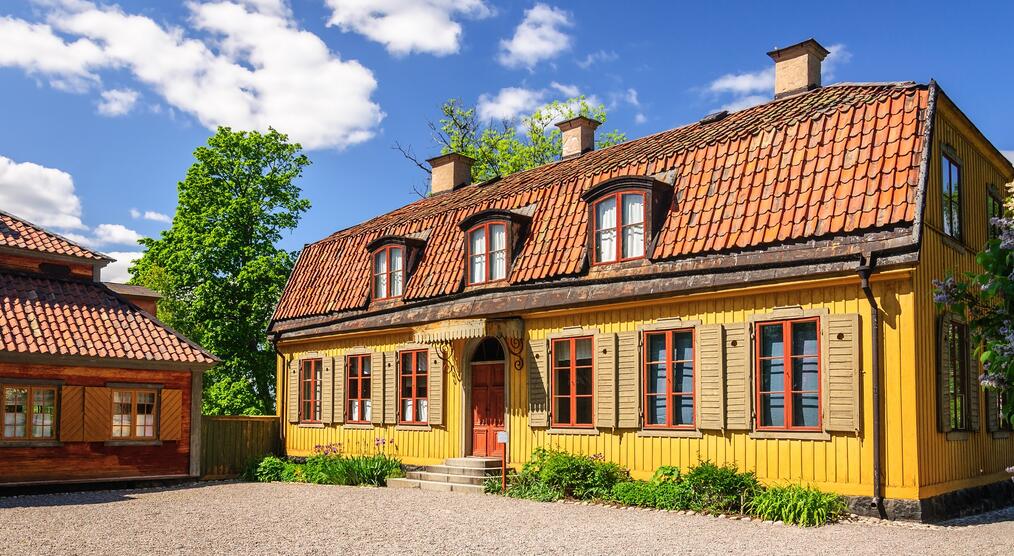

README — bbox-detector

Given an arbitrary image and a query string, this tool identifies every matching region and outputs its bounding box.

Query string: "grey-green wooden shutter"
[595,332,618,429]
[937,317,953,433]
[968,339,980,432]
[371,352,385,426]
[321,356,334,424]
[823,314,861,433]
[287,357,299,424]
[696,324,724,430]
[723,323,751,429]
[528,338,549,427]
[428,346,444,426]
[617,331,640,428]
[333,355,346,425]
[384,351,398,424]
[986,389,999,433]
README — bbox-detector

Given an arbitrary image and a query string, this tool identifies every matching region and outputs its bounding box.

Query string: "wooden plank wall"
[200,416,280,479]
[910,102,1014,498]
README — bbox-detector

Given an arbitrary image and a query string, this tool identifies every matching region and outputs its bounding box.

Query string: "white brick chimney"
[427,153,474,195]
[556,116,601,158]
[767,38,830,99]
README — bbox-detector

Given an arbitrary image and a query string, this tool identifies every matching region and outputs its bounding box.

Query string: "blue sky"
[1,0,1012,281]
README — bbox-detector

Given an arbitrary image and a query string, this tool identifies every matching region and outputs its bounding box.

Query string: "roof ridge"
[0,208,113,262]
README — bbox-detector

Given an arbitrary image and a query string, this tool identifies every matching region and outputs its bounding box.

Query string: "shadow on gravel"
[939,505,1014,527]
[0,481,225,509]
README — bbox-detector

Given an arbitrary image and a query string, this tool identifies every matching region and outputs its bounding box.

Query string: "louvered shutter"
[616,331,640,428]
[287,358,299,424]
[696,324,724,430]
[968,341,980,432]
[333,355,345,425]
[83,386,112,442]
[371,352,385,426]
[723,323,751,430]
[594,333,618,429]
[986,389,999,433]
[321,357,334,424]
[384,351,398,424]
[527,338,549,427]
[937,317,953,433]
[59,385,84,442]
[823,314,861,432]
[428,346,444,426]
[160,389,183,441]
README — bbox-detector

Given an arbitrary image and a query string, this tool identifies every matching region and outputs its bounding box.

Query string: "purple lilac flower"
[980,372,1009,390]
[932,276,958,305]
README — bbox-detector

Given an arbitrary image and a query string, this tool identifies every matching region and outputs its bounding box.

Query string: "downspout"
[272,337,286,454]
[857,254,884,517]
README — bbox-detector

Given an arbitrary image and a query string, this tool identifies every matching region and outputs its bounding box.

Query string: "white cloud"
[97,88,139,116]
[477,87,546,121]
[709,67,775,96]
[634,113,646,125]
[719,94,769,113]
[0,1,384,150]
[325,0,492,56]
[498,3,572,69]
[102,251,142,283]
[130,209,171,223]
[92,223,143,246]
[549,82,580,97]
[0,155,85,230]
[822,44,851,82]
[576,49,617,69]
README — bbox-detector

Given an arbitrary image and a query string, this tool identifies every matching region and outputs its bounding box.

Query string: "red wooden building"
[0,209,217,487]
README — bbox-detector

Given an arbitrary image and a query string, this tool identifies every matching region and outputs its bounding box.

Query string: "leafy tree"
[131,127,310,415]
[934,180,1014,427]
[397,96,626,191]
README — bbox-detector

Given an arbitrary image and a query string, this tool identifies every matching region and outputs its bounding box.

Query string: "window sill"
[104,440,162,447]
[342,423,375,430]
[547,428,599,436]
[636,429,703,439]
[395,424,432,432]
[992,431,1011,440]
[0,440,61,448]
[748,431,831,441]
[945,431,970,441]
[297,423,325,429]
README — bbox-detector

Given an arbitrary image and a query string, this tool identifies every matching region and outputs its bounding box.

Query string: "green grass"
[251,453,402,487]
[746,484,847,526]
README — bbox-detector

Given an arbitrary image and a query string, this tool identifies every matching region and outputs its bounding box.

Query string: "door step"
[387,477,485,494]
[386,457,503,494]
[444,457,502,469]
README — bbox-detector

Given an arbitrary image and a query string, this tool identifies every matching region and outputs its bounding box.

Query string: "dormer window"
[581,176,673,267]
[467,222,508,284]
[367,235,426,302]
[372,245,403,300]
[458,209,531,287]
[593,192,645,263]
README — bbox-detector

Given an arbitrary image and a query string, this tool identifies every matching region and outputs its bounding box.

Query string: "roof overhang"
[0,351,216,373]
[412,318,523,343]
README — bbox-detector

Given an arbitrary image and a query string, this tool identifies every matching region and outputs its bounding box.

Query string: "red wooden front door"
[471,363,505,457]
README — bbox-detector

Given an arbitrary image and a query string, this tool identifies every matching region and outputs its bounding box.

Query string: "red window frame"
[1,384,57,440]
[941,153,962,241]
[551,336,595,428]
[755,318,822,431]
[466,221,510,285]
[399,350,428,425]
[299,358,322,423]
[372,245,404,300]
[592,191,646,265]
[642,328,696,430]
[346,354,372,424]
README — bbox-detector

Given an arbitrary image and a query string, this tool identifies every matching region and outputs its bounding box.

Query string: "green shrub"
[525,448,628,500]
[652,481,695,511]
[280,461,305,483]
[255,455,286,482]
[650,465,680,484]
[747,484,847,526]
[300,453,402,486]
[611,481,657,507]
[505,471,564,502]
[483,475,503,494]
[680,461,759,513]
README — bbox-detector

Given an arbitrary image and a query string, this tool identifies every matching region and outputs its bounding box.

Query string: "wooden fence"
[201,416,280,479]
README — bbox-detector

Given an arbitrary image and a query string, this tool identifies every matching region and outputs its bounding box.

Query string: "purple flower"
[980,372,1009,390]
[932,277,959,305]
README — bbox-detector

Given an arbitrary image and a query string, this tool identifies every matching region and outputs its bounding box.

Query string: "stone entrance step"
[386,457,503,494]
[386,477,485,494]
[444,457,502,469]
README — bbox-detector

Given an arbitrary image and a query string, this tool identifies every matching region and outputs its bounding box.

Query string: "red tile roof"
[0,272,217,366]
[273,83,930,323]
[0,210,110,262]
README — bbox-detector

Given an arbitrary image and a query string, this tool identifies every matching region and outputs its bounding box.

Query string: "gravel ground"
[1,482,1011,555]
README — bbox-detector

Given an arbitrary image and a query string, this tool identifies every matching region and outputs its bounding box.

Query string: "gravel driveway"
[1,482,1011,555]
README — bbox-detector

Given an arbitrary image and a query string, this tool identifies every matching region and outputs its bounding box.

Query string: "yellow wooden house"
[268,39,1014,520]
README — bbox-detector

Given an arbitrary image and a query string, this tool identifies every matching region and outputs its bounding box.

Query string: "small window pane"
[390,249,403,296]
[575,397,593,425]
[470,227,487,256]
[576,367,593,395]
[622,193,644,224]
[647,395,666,425]
[647,334,666,363]
[554,397,571,424]
[471,254,487,283]
[402,399,414,422]
[363,399,372,421]
[647,363,666,394]
[673,332,693,361]
[673,362,693,393]
[675,395,694,425]
[3,387,27,438]
[623,224,644,259]
[490,224,506,250]
[575,339,593,367]
[416,399,428,422]
[793,393,820,428]
[761,394,785,427]
[761,324,784,357]
[595,197,617,262]
[791,322,818,356]
[349,400,360,422]
[554,370,571,396]
[554,341,571,368]
[761,359,785,391]
[32,389,55,438]
[793,357,820,391]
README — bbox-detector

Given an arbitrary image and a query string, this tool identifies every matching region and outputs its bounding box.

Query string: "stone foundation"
[847,478,1014,522]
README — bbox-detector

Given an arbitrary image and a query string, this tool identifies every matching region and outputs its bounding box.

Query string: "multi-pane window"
[399,350,428,424]
[467,222,508,284]
[942,154,962,240]
[346,354,372,423]
[299,358,322,423]
[551,337,594,427]
[2,385,56,440]
[996,390,1011,432]
[112,389,157,439]
[644,329,695,428]
[988,191,1004,241]
[756,319,821,430]
[593,192,645,264]
[372,245,404,300]
[941,319,969,431]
